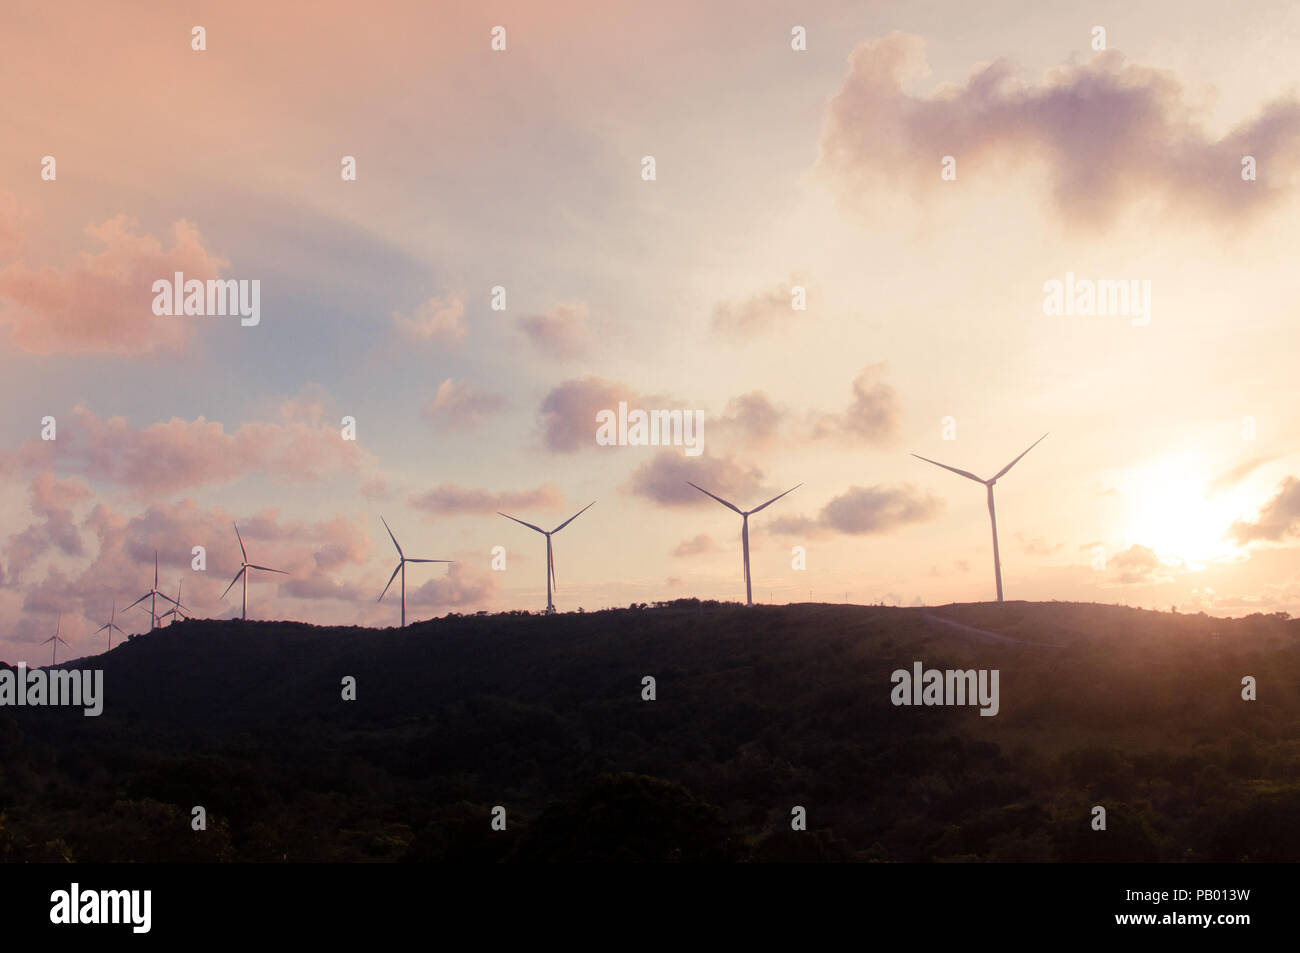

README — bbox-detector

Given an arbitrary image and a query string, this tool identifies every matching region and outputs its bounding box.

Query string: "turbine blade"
[551,501,596,534]
[911,453,985,483]
[155,592,179,607]
[220,568,246,599]
[233,522,248,561]
[378,561,402,601]
[992,433,1049,481]
[380,515,403,558]
[747,483,802,515]
[686,482,742,514]
[498,512,546,534]
[124,593,152,610]
[41,636,54,644]
[95,623,109,634]
[405,558,453,563]
[247,565,288,574]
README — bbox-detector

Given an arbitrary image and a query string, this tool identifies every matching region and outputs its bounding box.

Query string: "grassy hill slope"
[1,601,1296,862]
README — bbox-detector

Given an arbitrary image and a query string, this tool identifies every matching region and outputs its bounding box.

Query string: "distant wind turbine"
[498,502,596,614]
[911,433,1048,602]
[221,523,288,620]
[378,516,454,627]
[42,615,69,666]
[94,601,126,650]
[686,482,801,607]
[125,551,178,629]
[159,579,190,625]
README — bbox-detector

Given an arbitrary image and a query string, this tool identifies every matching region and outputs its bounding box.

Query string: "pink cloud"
[809,363,902,446]
[537,376,679,453]
[425,378,507,431]
[672,533,720,557]
[716,392,786,448]
[1228,476,1300,544]
[768,484,942,537]
[711,277,810,337]
[624,451,768,507]
[2,396,371,497]
[519,302,592,358]
[0,215,227,354]
[360,477,391,501]
[392,294,466,345]
[409,483,566,516]
[818,33,1300,229]
[19,498,377,625]
[3,475,90,577]
[406,562,498,610]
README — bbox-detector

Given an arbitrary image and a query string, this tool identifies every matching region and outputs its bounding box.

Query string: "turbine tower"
[378,516,454,627]
[686,482,801,606]
[911,433,1048,602]
[94,601,126,650]
[221,523,288,620]
[42,615,69,666]
[159,579,190,625]
[126,551,178,629]
[498,502,596,614]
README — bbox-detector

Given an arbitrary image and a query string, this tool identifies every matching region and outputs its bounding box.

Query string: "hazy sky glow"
[4,0,1300,663]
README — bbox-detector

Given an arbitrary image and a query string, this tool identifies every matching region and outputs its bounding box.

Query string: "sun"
[1121,455,1253,567]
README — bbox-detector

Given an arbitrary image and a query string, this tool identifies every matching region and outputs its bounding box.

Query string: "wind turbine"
[159,579,190,625]
[498,502,596,614]
[125,551,178,629]
[686,482,801,607]
[42,615,70,666]
[378,516,454,627]
[911,433,1048,602]
[221,523,288,620]
[94,601,126,650]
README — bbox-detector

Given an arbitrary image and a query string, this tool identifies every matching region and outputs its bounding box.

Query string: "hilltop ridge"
[1,601,1296,862]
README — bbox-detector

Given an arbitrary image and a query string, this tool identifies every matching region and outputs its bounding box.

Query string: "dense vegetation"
[1,600,1296,862]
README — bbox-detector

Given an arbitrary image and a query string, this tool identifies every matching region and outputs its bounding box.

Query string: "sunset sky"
[4,0,1300,663]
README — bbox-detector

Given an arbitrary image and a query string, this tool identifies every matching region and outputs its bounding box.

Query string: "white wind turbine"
[94,601,127,650]
[378,516,454,627]
[126,551,179,629]
[42,615,70,666]
[498,502,596,615]
[686,482,801,606]
[159,579,190,625]
[911,433,1048,603]
[221,523,288,620]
